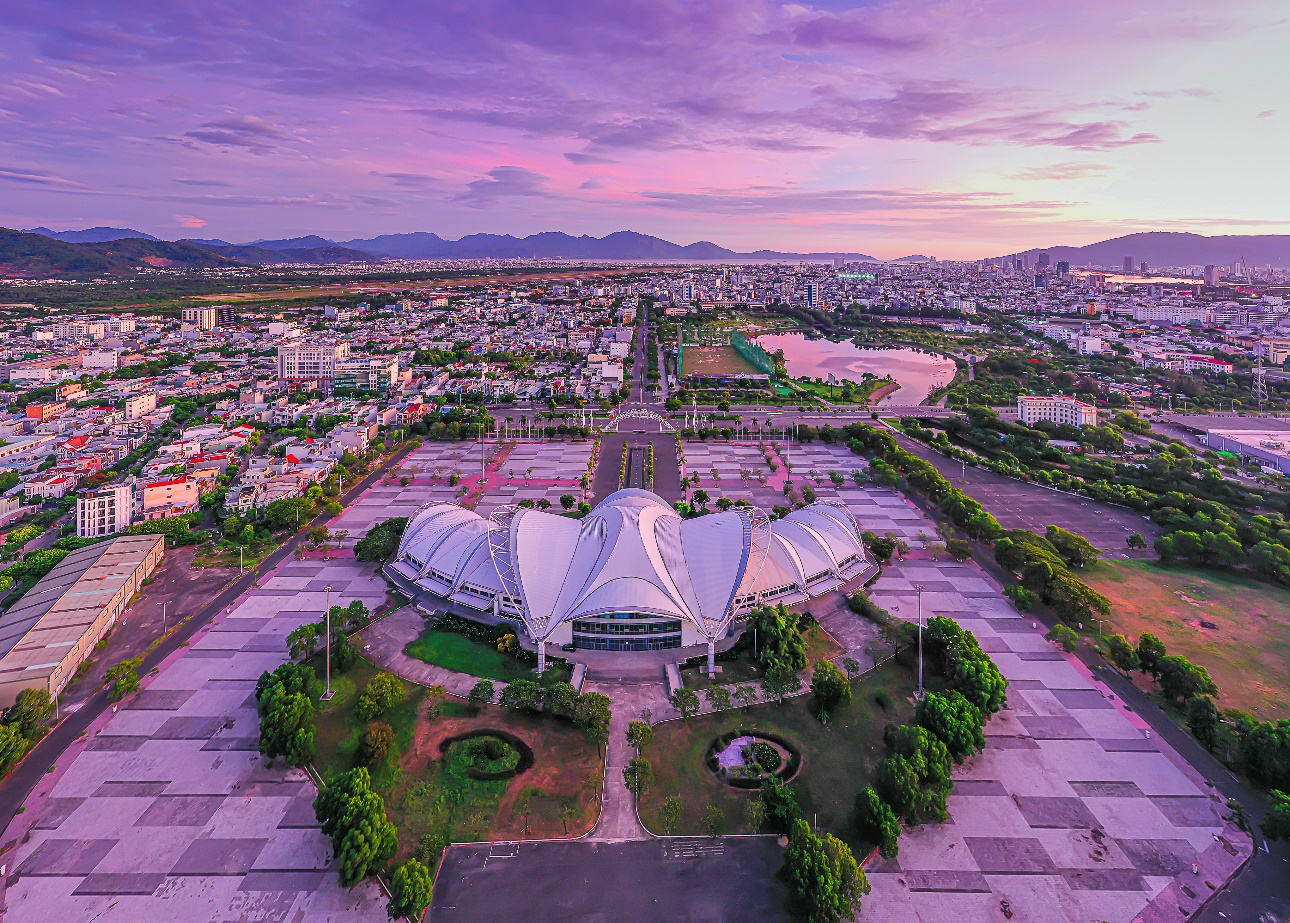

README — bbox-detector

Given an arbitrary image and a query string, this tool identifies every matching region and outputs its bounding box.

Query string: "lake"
[755,333,957,406]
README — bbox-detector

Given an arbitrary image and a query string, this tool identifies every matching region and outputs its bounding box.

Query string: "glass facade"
[572,613,682,651]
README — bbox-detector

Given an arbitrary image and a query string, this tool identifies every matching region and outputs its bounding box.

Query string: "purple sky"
[1,0,1286,258]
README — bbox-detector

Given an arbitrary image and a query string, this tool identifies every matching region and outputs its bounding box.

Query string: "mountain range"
[7,227,1290,279]
[991,232,1290,269]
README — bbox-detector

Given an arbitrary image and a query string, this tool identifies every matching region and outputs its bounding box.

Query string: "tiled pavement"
[861,510,1251,922]
[0,444,484,922]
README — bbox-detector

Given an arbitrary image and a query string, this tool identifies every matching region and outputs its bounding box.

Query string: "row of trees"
[993,529,1112,626]
[470,677,612,754]
[850,609,1008,863]
[0,688,56,777]
[1102,630,1290,843]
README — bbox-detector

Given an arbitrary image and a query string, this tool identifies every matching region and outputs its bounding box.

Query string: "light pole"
[238,546,243,574]
[915,583,925,699]
[321,584,334,700]
[162,601,167,635]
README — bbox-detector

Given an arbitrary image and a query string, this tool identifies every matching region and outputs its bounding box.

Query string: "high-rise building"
[276,340,350,384]
[1123,256,1134,274]
[1140,262,1149,275]
[182,306,218,330]
[1204,264,1218,286]
[1056,261,1070,280]
[77,485,134,538]
[1037,252,1051,268]
[805,283,820,307]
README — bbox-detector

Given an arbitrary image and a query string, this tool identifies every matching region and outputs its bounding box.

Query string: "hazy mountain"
[245,235,340,252]
[188,240,373,265]
[0,228,240,277]
[993,232,1290,269]
[24,226,160,243]
[340,229,877,262]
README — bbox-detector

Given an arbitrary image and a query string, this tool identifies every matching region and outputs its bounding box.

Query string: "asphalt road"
[431,838,791,923]
[0,441,416,843]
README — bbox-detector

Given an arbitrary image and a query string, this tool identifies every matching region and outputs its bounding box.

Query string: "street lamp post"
[162,601,167,635]
[321,584,334,700]
[915,583,925,699]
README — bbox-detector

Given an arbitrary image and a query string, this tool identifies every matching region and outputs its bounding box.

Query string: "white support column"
[707,639,716,674]
[537,640,547,675]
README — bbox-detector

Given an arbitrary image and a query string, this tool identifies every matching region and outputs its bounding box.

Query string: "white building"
[276,340,350,383]
[125,391,158,421]
[81,350,120,371]
[182,306,218,330]
[388,489,874,672]
[77,484,134,538]
[1017,395,1098,428]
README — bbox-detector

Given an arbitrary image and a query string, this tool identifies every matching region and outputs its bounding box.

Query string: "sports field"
[681,344,759,377]
[1083,560,1290,718]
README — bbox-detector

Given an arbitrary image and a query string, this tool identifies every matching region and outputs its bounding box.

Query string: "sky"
[0,0,1287,259]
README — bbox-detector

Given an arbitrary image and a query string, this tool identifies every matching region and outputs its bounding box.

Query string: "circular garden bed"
[704,729,801,788]
[439,729,535,781]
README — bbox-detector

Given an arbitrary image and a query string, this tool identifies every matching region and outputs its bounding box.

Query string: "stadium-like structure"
[386,488,874,671]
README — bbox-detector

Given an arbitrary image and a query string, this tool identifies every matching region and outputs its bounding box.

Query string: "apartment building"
[125,391,158,421]
[276,340,350,384]
[77,484,134,538]
[1017,395,1099,428]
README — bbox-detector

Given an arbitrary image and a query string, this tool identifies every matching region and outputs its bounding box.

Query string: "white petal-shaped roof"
[392,489,870,647]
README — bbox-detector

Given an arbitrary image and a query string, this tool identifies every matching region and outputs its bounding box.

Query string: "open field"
[638,658,922,848]
[1083,559,1290,718]
[312,656,601,856]
[682,343,759,377]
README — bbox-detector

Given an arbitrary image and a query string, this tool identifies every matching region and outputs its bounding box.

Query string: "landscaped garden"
[312,655,603,856]
[680,611,843,691]
[639,656,923,849]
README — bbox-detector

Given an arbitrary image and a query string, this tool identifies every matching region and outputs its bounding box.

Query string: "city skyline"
[1,0,1288,259]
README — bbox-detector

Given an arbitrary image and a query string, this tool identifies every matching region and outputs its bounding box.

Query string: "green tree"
[702,804,725,839]
[1126,531,1147,550]
[1185,696,1222,751]
[626,720,654,752]
[104,659,141,700]
[745,796,767,832]
[917,691,985,762]
[810,661,851,718]
[358,721,394,769]
[559,494,575,511]
[783,818,870,923]
[761,664,801,705]
[853,786,900,859]
[4,688,54,740]
[704,685,732,713]
[315,768,398,887]
[670,687,701,718]
[1261,790,1290,842]
[1136,632,1167,679]
[258,674,316,767]
[659,794,683,835]
[1043,526,1100,568]
[760,775,800,832]
[1105,634,1139,673]
[623,756,653,797]
[1046,623,1079,653]
[467,679,495,707]
[499,678,543,712]
[356,673,404,721]
[749,602,808,673]
[0,723,30,776]
[733,684,759,711]
[387,858,434,920]
[540,681,578,719]
[287,622,323,660]
[1156,655,1218,703]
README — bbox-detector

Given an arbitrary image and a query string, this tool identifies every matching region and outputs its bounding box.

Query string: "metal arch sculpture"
[601,406,675,433]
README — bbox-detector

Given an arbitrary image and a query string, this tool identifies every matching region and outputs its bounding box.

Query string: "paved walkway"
[587,682,653,841]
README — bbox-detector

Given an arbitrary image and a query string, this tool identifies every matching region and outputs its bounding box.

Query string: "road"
[0,441,417,840]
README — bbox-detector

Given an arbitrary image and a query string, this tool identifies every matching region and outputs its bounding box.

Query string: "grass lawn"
[1083,559,1290,719]
[311,655,602,859]
[681,344,759,378]
[638,657,921,850]
[405,628,569,684]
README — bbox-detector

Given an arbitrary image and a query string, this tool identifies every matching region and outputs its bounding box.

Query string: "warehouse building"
[0,534,164,707]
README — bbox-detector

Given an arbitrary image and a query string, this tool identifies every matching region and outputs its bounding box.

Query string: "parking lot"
[432,838,790,923]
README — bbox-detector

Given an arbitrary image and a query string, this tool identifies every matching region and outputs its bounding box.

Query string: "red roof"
[145,477,189,489]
